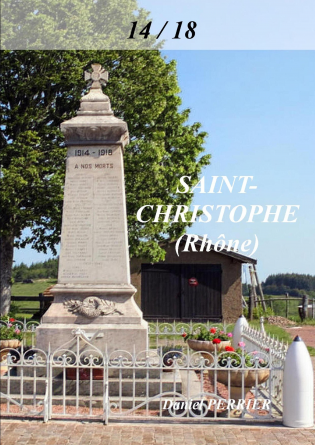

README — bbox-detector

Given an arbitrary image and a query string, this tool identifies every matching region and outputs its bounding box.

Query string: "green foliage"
[243,304,274,320]
[12,258,58,281]
[217,349,268,368]
[242,283,250,296]
[1,303,20,319]
[1,0,157,50]
[0,317,23,340]
[262,273,315,296]
[184,326,231,342]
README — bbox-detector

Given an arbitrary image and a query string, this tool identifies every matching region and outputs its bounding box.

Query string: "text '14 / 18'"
[127,21,197,40]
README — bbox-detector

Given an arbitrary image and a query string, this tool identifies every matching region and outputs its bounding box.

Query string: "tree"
[0,50,210,315]
[1,0,156,50]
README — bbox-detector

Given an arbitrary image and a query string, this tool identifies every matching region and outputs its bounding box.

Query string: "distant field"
[12,279,57,296]
[11,279,57,320]
[264,294,314,320]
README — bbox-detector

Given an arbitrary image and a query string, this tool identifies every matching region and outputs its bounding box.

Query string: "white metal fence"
[242,323,287,410]
[0,322,285,424]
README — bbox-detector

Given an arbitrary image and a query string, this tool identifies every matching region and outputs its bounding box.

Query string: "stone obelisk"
[36,64,148,353]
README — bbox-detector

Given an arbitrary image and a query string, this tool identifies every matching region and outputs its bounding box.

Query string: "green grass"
[288,316,315,325]
[249,320,293,344]
[249,320,315,356]
[12,279,57,296]
[263,294,315,320]
[11,279,57,320]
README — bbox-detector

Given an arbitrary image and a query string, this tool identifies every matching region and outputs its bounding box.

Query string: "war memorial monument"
[36,64,148,353]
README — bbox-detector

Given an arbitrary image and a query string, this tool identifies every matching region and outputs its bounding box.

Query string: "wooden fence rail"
[245,295,315,319]
[11,294,54,317]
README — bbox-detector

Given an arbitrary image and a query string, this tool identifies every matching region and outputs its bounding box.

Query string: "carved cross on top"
[84,63,108,89]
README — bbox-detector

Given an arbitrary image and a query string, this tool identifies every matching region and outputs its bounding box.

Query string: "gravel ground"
[285,325,315,349]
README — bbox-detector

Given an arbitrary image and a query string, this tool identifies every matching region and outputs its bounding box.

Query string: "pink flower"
[238,341,246,348]
[227,333,233,338]
[8,323,12,327]
[252,351,258,355]
[15,329,21,334]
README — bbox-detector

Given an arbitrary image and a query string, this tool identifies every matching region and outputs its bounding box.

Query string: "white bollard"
[232,315,249,349]
[260,316,265,334]
[283,336,314,427]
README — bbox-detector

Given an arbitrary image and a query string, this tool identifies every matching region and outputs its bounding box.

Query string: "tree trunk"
[0,234,14,315]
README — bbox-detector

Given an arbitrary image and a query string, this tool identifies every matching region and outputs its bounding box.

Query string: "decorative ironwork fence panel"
[1,322,285,423]
[0,319,48,420]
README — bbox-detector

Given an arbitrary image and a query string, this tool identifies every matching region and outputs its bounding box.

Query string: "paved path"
[1,419,315,445]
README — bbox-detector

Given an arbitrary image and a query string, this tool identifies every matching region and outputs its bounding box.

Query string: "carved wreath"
[64,296,123,318]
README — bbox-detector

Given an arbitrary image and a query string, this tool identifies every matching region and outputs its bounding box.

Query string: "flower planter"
[216,368,270,387]
[187,339,231,353]
[210,368,270,404]
[0,339,21,349]
[0,339,21,362]
[66,367,104,380]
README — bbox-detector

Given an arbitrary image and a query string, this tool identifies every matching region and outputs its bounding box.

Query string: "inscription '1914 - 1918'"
[74,149,112,156]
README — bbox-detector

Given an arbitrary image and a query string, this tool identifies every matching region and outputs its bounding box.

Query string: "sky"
[13,50,315,282]
[167,50,315,281]
[138,0,315,50]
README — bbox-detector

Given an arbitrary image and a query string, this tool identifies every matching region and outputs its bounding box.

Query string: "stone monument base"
[36,321,148,354]
[36,283,148,354]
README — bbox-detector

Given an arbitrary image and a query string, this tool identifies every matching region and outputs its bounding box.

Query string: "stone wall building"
[130,235,256,323]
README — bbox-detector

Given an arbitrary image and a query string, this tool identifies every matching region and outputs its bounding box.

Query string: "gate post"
[232,315,248,349]
[283,336,314,427]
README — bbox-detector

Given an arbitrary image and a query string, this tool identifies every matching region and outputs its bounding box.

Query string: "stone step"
[0,370,182,398]
[14,364,164,379]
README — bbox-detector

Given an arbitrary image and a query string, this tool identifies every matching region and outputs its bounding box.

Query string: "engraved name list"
[58,145,129,284]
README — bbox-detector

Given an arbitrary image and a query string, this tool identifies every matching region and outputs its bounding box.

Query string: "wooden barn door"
[181,264,222,319]
[141,264,222,320]
[141,264,181,319]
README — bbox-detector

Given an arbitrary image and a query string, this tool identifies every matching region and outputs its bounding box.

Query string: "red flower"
[9,318,15,322]
[210,328,216,334]
[182,332,187,338]
[212,338,221,344]
[225,346,235,352]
